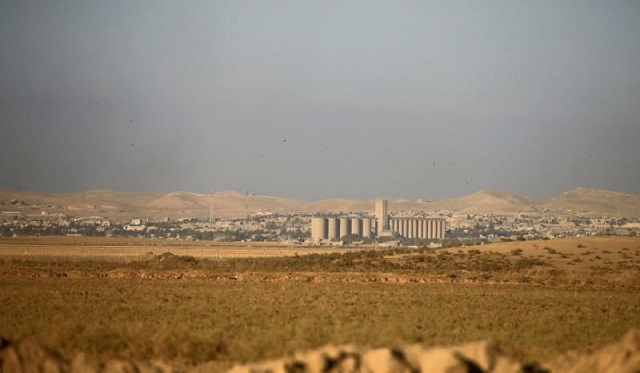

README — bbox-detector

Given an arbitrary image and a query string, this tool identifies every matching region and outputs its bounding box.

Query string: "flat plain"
[1,236,639,372]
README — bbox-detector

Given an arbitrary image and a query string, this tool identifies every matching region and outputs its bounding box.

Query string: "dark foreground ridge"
[1,329,639,373]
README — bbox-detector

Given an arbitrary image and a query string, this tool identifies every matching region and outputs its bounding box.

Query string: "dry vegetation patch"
[2,278,640,372]
[1,237,639,371]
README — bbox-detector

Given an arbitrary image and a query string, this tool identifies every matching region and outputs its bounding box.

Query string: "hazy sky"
[1,1,639,200]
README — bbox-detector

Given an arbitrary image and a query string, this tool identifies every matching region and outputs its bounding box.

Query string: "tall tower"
[374,199,388,235]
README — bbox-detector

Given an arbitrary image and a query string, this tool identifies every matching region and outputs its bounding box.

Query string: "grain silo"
[327,218,340,240]
[339,217,351,239]
[437,219,445,239]
[362,218,372,238]
[310,217,328,240]
[401,219,409,237]
[350,218,362,236]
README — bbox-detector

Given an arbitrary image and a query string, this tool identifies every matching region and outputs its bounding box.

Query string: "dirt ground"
[1,236,639,372]
[448,236,640,272]
[0,236,352,259]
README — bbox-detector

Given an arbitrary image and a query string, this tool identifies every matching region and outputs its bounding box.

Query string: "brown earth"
[0,236,353,268]
[1,236,639,372]
[1,236,639,288]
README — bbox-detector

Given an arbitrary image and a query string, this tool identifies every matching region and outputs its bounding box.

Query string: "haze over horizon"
[1,1,639,201]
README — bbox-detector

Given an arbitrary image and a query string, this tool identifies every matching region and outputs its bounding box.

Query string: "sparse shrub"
[577,244,586,248]
[513,257,548,271]
[545,268,566,276]
[511,248,523,256]
[157,252,198,267]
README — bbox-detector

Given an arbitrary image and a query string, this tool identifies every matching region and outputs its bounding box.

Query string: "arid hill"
[0,187,638,221]
[541,187,640,217]
[426,190,540,214]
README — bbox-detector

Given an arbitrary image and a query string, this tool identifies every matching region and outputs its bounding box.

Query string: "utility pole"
[209,190,214,226]
[245,190,249,221]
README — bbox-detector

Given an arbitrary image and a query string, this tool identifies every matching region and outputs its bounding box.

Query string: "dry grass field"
[0,236,349,259]
[1,236,639,372]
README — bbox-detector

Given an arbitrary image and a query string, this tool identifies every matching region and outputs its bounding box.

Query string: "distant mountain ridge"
[0,187,638,221]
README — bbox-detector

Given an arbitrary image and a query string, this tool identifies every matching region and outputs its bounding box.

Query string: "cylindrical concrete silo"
[362,218,372,238]
[418,219,425,239]
[391,219,398,233]
[432,219,437,239]
[412,219,418,239]
[351,218,362,236]
[327,218,339,240]
[437,219,445,239]
[402,219,409,238]
[339,217,351,239]
[427,219,434,239]
[311,217,328,240]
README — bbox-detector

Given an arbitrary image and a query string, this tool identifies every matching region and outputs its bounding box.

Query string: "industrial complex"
[310,199,446,241]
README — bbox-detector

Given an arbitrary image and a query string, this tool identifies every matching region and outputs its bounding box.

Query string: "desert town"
[1,189,638,246]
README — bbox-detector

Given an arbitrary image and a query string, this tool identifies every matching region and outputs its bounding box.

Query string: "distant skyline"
[1,1,639,200]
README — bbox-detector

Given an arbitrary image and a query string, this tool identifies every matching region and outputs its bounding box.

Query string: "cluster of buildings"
[310,199,446,241]
[7,196,638,244]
